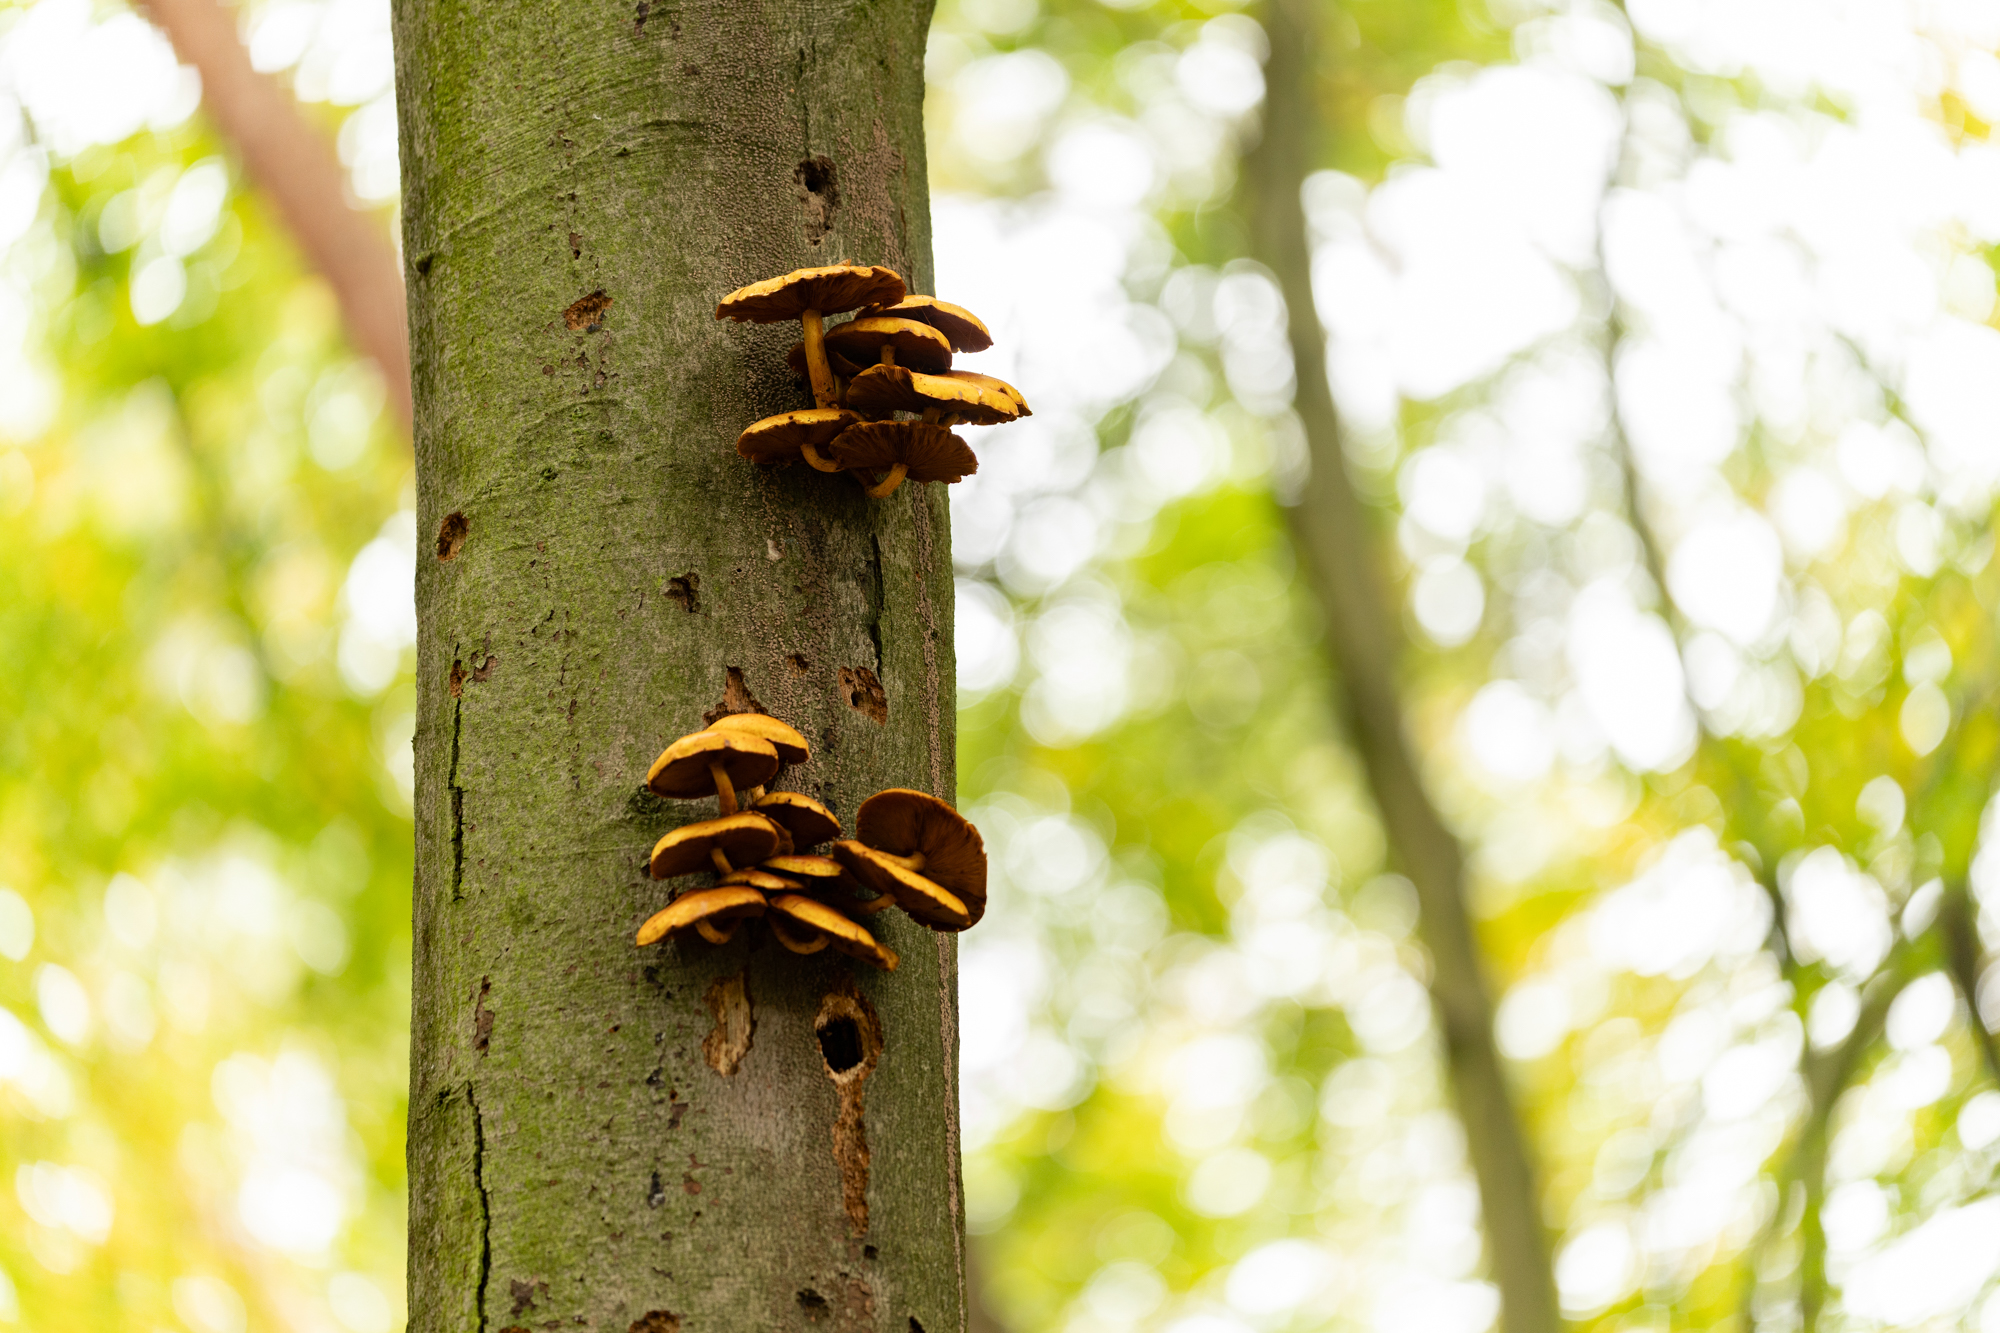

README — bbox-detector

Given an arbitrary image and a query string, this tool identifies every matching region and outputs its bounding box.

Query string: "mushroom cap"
[648,812,782,880]
[860,296,993,353]
[786,340,869,383]
[716,265,906,323]
[827,422,978,484]
[646,731,782,799]
[768,893,899,970]
[736,408,859,464]
[822,317,954,374]
[946,370,1032,417]
[844,365,1022,426]
[708,712,811,765]
[636,885,767,946]
[855,788,989,924]
[830,840,972,930]
[719,867,803,893]
[750,791,841,846]
[763,854,844,882]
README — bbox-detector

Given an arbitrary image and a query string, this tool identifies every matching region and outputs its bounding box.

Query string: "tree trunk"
[1243,4,1561,1331]
[390,4,962,1331]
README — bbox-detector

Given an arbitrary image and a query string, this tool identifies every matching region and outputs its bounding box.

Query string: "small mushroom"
[708,713,811,767]
[636,885,767,947]
[827,421,978,499]
[854,788,990,926]
[717,264,906,409]
[649,812,783,879]
[765,853,890,913]
[750,791,842,847]
[719,866,804,893]
[860,295,993,353]
[647,731,781,815]
[823,317,954,375]
[736,408,860,473]
[768,893,899,970]
[831,840,972,930]
[763,854,845,885]
[947,370,1032,418]
[845,365,1023,427]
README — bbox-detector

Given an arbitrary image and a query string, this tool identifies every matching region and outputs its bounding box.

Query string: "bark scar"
[701,969,754,1075]
[816,982,882,1235]
[563,290,611,331]
[838,666,887,724]
[702,666,765,724]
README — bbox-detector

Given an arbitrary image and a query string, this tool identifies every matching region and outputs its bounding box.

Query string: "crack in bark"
[863,535,885,670]
[469,1082,492,1331]
[450,648,467,902]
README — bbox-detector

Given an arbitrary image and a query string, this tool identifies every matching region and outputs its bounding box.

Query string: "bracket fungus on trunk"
[822,316,954,374]
[648,729,782,816]
[718,267,1028,500]
[854,788,990,926]
[827,421,979,499]
[637,885,768,947]
[631,709,963,968]
[859,295,994,353]
[844,365,1026,427]
[716,263,905,409]
[736,407,859,474]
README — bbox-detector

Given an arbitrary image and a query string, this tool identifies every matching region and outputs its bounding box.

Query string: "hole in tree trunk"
[818,1016,863,1073]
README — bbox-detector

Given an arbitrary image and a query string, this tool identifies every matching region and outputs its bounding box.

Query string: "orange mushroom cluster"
[634,711,991,970]
[717,264,1031,499]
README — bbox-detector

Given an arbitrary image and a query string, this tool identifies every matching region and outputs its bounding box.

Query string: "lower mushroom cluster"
[635,710,988,972]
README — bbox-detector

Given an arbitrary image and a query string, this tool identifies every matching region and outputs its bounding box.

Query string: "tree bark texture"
[1244,4,1561,1331]
[391,3,960,1331]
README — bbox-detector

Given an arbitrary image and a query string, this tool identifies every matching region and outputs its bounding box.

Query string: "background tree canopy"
[3,0,2000,1330]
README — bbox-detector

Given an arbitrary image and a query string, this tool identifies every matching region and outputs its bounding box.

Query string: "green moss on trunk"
[391,2,960,1328]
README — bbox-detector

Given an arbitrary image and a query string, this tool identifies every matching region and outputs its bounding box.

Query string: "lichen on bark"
[391,1,961,1328]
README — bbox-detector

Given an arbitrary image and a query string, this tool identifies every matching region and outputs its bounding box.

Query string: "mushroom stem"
[880,345,896,369]
[747,786,767,801]
[800,309,838,408]
[710,762,739,815]
[771,919,830,954]
[877,850,928,873]
[921,406,941,425]
[854,893,895,914]
[710,848,735,875]
[865,464,909,499]
[800,441,844,473]
[696,919,737,946]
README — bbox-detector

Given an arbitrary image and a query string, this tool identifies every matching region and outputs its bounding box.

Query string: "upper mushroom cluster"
[716,264,1030,499]
[635,709,990,970]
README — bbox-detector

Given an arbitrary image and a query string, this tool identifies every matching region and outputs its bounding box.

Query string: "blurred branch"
[1244,4,1561,1332]
[1733,958,1909,1330]
[1940,884,2000,1086]
[135,0,412,432]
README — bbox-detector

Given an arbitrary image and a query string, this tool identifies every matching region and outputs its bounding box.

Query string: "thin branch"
[1244,4,1560,1331]
[135,0,412,432]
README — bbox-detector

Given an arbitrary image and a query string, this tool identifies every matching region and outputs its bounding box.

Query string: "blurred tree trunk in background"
[137,0,412,428]
[1243,3,1562,1332]
[389,3,964,1331]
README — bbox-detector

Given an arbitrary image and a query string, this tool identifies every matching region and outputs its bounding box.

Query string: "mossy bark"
[390,3,960,1331]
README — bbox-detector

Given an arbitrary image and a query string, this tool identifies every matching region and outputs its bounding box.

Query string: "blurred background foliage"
[4,0,2000,1331]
